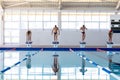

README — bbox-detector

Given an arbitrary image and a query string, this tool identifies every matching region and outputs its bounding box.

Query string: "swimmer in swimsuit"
[26,30,32,42]
[80,25,87,42]
[108,29,113,42]
[52,25,60,41]
[54,32,57,35]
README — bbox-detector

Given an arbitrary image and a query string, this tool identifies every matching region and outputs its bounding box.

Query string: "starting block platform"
[80,42,86,48]
[107,42,113,44]
[26,41,32,44]
[52,41,59,48]
[80,42,86,44]
[107,42,113,48]
[52,41,59,44]
[26,41,32,47]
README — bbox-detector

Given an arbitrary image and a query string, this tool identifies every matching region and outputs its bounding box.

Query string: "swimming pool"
[0,47,120,80]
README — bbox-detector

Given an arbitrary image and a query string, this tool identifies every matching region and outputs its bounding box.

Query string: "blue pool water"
[0,49,120,80]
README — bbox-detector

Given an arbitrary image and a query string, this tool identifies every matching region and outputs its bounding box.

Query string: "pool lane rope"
[69,48,120,80]
[0,49,43,74]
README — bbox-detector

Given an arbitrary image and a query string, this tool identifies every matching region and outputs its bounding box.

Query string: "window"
[4,10,113,44]
[4,10,20,44]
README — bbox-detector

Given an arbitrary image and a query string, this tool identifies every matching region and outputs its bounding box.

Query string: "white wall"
[20,29,120,46]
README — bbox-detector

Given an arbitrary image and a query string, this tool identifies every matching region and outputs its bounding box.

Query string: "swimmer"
[26,30,32,42]
[108,29,113,42]
[80,25,87,42]
[52,25,60,41]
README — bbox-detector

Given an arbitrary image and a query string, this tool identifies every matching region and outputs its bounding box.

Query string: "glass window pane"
[4,15,12,21]
[44,22,51,29]
[12,15,20,21]
[62,15,68,21]
[4,22,12,29]
[92,16,99,21]
[51,12,58,21]
[85,15,91,21]
[61,22,69,29]
[85,22,91,29]
[62,12,68,21]
[106,15,110,21]
[36,22,43,29]
[11,37,19,43]
[11,30,19,36]
[51,22,58,28]
[5,22,19,29]
[29,22,36,29]
[76,15,84,21]
[21,15,28,21]
[44,15,50,21]
[44,22,57,29]
[106,22,110,29]
[100,16,107,21]
[91,22,99,29]
[13,22,20,29]
[69,14,76,21]
[68,22,76,29]
[5,37,11,43]
[20,22,28,29]
[100,22,107,29]
[4,31,11,37]
[84,13,91,21]
[43,12,50,21]
[76,22,84,29]
[36,14,42,21]
[28,15,35,21]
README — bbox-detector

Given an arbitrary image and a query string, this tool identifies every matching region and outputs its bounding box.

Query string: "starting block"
[52,41,59,48]
[52,41,59,44]
[26,41,32,47]
[80,42,86,48]
[107,41,113,48]
[26,41,32,44]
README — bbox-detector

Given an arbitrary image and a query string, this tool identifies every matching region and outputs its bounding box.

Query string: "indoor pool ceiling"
[0,0,120,10]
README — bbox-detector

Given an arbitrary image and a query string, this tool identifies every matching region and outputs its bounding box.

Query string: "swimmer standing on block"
[26,30,32,42]
[108,29,113,42]
[80,25,87,42]
[52,25,60,41]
